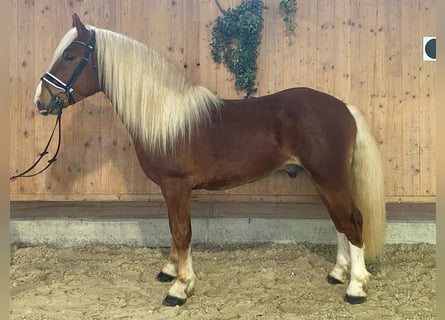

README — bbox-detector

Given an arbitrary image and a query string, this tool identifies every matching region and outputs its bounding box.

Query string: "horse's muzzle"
[36,98,63,116]
[36,100,48,116]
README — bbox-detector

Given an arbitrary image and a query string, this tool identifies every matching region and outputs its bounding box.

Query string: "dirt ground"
[10,243,435,320]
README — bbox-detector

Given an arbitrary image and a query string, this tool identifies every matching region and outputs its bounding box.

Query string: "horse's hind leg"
[327,231,350,285]
[346,240,371,304]
[159,180,196,306]
[326,231,370,303]
[318,189,371,303]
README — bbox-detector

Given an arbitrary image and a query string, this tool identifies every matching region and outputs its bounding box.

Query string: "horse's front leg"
[159,181,195,306]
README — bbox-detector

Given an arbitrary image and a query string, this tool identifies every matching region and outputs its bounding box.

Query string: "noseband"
[40,28,96,115]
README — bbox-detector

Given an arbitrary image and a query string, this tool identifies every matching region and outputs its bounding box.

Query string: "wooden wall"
[10,0,436,203]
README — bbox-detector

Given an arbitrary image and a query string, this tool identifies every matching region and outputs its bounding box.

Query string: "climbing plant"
[210,0,264,99]
[279,0,298,42]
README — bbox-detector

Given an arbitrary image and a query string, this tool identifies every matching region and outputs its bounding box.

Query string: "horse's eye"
[64,53,75,61]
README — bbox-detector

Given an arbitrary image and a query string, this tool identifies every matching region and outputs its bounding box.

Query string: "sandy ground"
[10,243,435,320]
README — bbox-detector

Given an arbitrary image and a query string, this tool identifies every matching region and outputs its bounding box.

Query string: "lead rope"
[10,107,62,181]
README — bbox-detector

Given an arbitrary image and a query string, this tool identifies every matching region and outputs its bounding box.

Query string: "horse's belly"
[192,160,302,191]
[193,172,271,191]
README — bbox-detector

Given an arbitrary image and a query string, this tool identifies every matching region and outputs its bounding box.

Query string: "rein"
[11,28,96,181]
[10,107,62,181]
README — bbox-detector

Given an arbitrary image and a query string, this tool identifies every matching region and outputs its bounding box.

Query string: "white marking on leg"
[185,247,196,295]
[168,247,195,299]
[161,241,178,277]
[161,261,178,278]
[347,242,371,298]
[168,280,188,300]
[329,232,351,283]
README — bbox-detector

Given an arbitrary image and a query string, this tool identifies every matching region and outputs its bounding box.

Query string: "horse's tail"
[347,104,386,259]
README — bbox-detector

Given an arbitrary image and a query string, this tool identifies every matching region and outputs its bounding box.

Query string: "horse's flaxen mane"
[54,27,222,155]
[95,28,222,154]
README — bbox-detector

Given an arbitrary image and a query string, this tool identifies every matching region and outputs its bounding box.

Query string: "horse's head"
[34,13,100,115]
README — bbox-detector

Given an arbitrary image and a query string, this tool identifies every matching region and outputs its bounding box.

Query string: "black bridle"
[11,28,96,181]
[40,28,96,115]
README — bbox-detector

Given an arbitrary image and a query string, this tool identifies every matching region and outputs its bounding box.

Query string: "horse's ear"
[72,13,88,35]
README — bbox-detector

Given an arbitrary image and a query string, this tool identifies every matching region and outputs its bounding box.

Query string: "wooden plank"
[401,0,421,196]
[383,0,404,196]
[183,0,201,83]
[297,0,317,89]
[349,0,368,106]
[315,0,335,94]
[333,0,351,101]
[257,0,283,95]
[11,0,36,196]
[8,192,435,204]
[418,0,436,196]
[198,0,219,93]
[9,0,21,189]
[10,201,436,221]
[368,0,388,198]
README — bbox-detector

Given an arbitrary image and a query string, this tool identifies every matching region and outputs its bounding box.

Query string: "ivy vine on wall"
[210,0,264,99]
[279,0,298,43]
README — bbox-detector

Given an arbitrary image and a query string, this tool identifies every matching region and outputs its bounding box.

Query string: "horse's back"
[221,87,355,127]
[219,87,357,151]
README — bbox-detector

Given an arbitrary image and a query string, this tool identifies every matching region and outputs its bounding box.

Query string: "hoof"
[157,272,175,283]
[163,295,186,307]
[327,275,343,285]
[344,294,366,304]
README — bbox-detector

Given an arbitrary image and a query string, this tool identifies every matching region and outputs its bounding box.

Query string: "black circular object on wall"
[425,38,436,59]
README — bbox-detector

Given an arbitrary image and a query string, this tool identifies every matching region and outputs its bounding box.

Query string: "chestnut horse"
[34,14,385,306]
